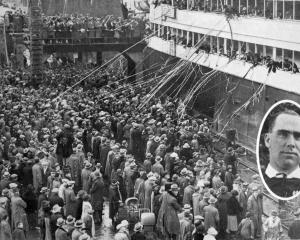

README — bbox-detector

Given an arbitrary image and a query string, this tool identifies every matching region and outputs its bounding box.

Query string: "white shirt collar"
[265,164,300,179]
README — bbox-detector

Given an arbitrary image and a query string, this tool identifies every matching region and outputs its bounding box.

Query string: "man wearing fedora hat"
[247,186,263,239]
[65,180,77,218]
[143,174,156,210]
[81,161,92,192]
[151,156,164,177]
[199,192,210,217]
[203,197,219,232]
[238,212,254,240]
[50,204,63,239]
[72,220,84,240]
[288,208,300,239]
[65,215,76,236]
[55,217,68,240]
[224,166,235,192]
[90,171,105,225]
[143,153,153,174]
[38,187,49,210]
[157,183,182,240]
[238,182,250,220]
[11,190,29,235]
[179,211,194,240]
[183,177,195,207]
[193,215,205,240]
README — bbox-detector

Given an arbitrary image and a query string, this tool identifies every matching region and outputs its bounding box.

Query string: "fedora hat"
[154,136,160,142]
[56,217,65,227]
[66,215,75,225]
[183,204,192,211]
[208,197,217,204]
[170,184,179,191]
[74,220,83,228]
[203,192,210,199]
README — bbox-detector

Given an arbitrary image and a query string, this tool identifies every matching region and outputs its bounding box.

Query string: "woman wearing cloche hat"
[114,220,130,240]
[263,209,283,240]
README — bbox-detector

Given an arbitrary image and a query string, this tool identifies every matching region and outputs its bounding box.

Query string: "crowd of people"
[156,0,281,19]
[4,11,147,44]
[40,14,146,44]
[0,56,299,240]
[158,28,299,74]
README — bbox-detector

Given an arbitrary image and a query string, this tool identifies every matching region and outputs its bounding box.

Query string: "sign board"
[161,4,176,19]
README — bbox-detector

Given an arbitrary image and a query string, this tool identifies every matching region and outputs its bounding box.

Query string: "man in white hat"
[50,204,63,239]
[151,156,164,176]
[32,157,42,194]
[143,174,156,210]
[179,211,193,240]
[58,179,68,202]
[65,181,77,218]
[203,197,219,232]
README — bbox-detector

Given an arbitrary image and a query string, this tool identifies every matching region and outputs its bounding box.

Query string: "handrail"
[42,37,144,46]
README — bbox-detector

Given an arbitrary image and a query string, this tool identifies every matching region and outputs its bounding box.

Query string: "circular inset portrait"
[257,100,300,200]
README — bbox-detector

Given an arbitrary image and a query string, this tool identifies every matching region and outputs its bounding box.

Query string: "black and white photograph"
[257,100,300,200]
[1,0,300,240]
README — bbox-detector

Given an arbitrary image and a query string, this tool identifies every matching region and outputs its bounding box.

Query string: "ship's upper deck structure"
[148,0,300,94]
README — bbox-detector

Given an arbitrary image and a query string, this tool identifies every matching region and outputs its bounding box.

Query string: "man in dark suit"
[263,108,300,198]
[90,171,105,225]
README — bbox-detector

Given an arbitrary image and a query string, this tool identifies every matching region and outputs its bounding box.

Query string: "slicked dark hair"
[263,102,300,134]
[268,109,300,132]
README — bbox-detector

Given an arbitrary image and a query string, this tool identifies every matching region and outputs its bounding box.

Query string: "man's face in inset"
[265,113,300,173]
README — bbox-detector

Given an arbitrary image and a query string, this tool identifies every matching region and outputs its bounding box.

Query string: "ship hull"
[144,47,300,151]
